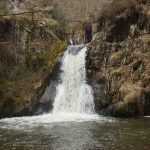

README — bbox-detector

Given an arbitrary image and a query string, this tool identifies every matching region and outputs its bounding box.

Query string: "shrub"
[97,0,137,19]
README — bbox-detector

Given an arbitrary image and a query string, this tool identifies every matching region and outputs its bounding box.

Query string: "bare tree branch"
[0,8,52,17]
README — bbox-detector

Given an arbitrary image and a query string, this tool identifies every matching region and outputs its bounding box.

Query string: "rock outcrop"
[0,0,67,118]
[87,0,150,117]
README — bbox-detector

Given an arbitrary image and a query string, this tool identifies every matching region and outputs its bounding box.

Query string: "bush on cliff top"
[97,0,137,19]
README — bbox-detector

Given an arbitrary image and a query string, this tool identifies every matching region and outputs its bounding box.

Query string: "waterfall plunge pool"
[0,116,150,150]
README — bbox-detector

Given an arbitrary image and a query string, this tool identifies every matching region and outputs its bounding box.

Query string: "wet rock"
[92,78,110,113]
[31,54,63,115]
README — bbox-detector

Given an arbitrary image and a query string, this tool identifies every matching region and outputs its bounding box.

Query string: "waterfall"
[69,39,74,45]
[52,45,94,114]
[0,45,101,126]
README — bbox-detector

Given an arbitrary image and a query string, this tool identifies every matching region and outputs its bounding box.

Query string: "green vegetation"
[25,39,66,76]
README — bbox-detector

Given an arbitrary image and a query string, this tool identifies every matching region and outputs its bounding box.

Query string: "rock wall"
[0,0,67,118]
[87,0,150,117]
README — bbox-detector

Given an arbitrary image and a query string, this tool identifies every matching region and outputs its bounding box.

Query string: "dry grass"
[111,65,130,77]
[119,82,142,102]
[110,50,125,64]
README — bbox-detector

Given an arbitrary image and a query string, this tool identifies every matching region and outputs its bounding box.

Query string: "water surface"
[0,116,150,150]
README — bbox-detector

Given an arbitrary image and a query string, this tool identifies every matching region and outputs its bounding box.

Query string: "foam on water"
[0,113,115,130]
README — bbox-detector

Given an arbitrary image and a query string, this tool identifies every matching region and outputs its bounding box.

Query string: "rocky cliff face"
[87,0,150,117]
[0,0,67,118]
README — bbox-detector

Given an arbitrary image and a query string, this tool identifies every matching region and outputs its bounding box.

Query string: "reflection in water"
[0,117,150,150]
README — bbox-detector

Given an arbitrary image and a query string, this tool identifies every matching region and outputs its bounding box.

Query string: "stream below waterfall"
[0,117,150,150]
[0,45,150,150]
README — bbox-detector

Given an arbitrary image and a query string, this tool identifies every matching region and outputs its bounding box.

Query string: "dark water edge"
[0,117,150,150]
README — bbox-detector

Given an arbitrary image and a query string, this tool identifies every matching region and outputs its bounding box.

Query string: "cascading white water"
[69,39,74,45]
[53,45,94,114]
